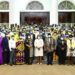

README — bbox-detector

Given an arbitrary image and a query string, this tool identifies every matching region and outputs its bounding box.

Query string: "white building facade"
[0,0,75,27]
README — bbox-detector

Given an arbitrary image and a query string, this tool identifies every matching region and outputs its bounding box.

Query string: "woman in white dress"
[34,35,44,64]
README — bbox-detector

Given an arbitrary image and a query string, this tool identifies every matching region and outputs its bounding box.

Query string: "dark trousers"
[47,52,53,64]
[73,57,75,64]
[58,52,66,64]
[25,49,30,64]
[3,51,9,64]
[10,49,15,65]
[67,56,74,65]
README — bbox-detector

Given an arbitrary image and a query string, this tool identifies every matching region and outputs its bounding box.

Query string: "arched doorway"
[0,1,9,10]
[20,1,50,26]
[20,12,50,26]
[26,1,44,10]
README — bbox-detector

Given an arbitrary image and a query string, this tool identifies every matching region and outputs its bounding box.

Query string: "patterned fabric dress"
[16,40,25,64]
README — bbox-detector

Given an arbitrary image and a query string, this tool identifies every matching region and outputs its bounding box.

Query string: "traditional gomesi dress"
[16,39,25,65]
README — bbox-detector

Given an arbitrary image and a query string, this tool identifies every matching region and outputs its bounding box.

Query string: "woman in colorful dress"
[0,33,3,65]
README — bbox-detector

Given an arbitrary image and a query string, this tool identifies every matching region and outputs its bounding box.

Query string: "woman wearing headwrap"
[14,33,19,42]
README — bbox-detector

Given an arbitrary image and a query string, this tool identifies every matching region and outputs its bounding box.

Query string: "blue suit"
[3,36,10,64]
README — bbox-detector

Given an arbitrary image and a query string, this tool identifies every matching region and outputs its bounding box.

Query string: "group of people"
[0,24,75,66]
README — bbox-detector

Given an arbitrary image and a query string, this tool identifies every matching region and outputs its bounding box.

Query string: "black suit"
[56,38,67,64]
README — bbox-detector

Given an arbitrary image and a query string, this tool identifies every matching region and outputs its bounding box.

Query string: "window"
[59,12,75,23]
[26,1,44,10]
[58,1,75,10]
[0,1,9,10]
[0,12,9,23]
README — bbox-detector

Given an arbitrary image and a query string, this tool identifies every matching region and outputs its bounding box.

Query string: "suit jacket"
[45,37,55,52]
[3,37,9,51]
[57,38,67,55]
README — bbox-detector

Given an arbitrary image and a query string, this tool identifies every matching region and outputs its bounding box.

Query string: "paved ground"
[0,64,75,75]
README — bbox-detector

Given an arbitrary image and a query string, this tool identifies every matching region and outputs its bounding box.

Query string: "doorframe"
[20,10,50,25]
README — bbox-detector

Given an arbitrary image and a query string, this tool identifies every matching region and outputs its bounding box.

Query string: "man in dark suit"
[56,36,67,65]
[45,34,54,65]
[3,34,10,64]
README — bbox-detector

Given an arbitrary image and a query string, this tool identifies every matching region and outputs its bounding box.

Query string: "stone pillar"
[9,0,19,27]
[50,0,58,25]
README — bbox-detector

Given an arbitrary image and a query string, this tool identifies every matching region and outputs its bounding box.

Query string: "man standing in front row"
[3,34,10,65]
[9,35,16,66]
[34,35,44,64]
[57,36,67,65]
[45,35,54,65]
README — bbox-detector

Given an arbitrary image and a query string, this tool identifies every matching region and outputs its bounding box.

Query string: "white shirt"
[9,39,16,51]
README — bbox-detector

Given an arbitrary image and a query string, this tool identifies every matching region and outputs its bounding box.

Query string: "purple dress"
[0,36,3,64]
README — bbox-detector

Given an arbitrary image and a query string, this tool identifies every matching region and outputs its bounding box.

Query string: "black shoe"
[59,63,62,65]
[50,63,53,65]
[13,63,16,65]
[10,64,13,66]
[47,63,49,65]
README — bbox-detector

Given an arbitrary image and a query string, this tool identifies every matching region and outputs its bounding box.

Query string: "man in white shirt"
[9,35,16,66]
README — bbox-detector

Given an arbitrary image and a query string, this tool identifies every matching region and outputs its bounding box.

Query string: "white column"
[50,0,58,25]
[9,0,20,27]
